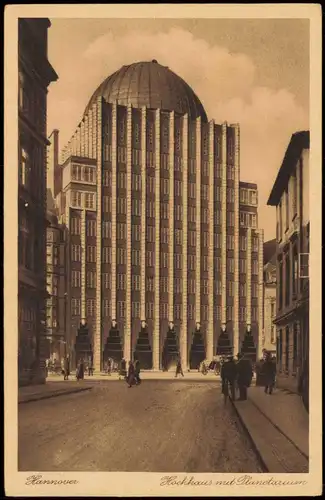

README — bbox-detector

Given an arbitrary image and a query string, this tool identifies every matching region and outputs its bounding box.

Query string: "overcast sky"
[47,18,309,241]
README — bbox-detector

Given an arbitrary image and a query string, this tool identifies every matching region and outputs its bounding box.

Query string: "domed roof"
[85,60,208,122]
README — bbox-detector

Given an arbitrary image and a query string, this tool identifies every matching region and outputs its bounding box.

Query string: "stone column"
[168,111,175,324]
[195,117,202,325]
[153,109,161,370]
[111,102,117,323]
[221,123,227,328]
[181,114,189,368]
[233,124,240,356]
[124,104,132,362]
[94,97,102,372]
[140,107,147,323]
[207,119,214,361]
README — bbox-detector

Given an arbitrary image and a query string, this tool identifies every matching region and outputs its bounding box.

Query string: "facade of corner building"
[46,60,265,373]
[267,130,310,409]
[262,239,277,358]
[18,19,58,386]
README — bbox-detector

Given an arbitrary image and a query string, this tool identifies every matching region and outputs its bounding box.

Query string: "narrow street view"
[19,381,263,473]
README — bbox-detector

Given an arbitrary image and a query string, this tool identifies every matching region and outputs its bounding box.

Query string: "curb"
[19,386,92,405]
[229,397,269,473]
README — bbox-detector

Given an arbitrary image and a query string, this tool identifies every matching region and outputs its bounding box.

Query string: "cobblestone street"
[18,380,263,473]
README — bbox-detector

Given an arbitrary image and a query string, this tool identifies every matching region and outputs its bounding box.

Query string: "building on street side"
[46,210,67,365]
[48,60,264,372]
[267,130,310,408]
[18,18,58,386]
[262,239,277,357]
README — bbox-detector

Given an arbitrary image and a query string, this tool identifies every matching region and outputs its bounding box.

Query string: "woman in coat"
[76,358,84,381]
[134,359,141,385]
[63,356,70,380]
[263,353,276,394]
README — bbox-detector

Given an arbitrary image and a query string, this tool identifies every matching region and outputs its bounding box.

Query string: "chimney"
[48,129,61,195]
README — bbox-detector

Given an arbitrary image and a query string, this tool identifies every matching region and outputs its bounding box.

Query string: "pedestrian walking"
[236,353,253,400]
[175,357,184,378]
[126,360,136,388]
[221,355,237,401]
[88,357,93,376]
[263,353,276,394]
[220,358,229,403]
[119,358,127,380]
[63,355,70,381]
[227,356,237,400]
[107,357,112,376]
[76,358,84,381]
[134,359,141,385]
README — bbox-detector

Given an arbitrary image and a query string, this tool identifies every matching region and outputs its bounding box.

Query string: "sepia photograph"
[4,4,322,497]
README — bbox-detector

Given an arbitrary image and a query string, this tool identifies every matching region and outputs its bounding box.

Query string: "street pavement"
[18,382,91,404]
[18,380,263,473]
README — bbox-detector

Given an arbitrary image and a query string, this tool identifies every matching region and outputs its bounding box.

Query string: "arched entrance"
[216,327,233,357]
[103,321,123,368]
[162,323,179,371]
[240,328,257,365]
[133,322,152,369]
[75,322,93,368]
[189,323,206,370]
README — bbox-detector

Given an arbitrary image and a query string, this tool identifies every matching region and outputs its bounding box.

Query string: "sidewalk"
[248,386,309,457]
[46,371,221,382]
[232,386,309,473]
[19,381,92,404]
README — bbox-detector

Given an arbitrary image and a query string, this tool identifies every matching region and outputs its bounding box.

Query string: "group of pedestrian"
[221,351,277,402]
[61,355,94,381]
[221,353,254,402]
[125,359,141,387]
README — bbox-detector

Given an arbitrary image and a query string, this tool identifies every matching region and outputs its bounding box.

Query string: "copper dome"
[85,60,208,122]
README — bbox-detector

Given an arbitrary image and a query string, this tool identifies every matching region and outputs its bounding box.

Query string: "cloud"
[47,27,309,240]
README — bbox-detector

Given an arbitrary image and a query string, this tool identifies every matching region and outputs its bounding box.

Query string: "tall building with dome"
[47,60,264,372]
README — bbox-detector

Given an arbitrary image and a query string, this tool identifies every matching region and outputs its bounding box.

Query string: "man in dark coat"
[175,357,184,378]
[236,353,253,400]
[263,353,276,394]
[134,359,141,385]
[127,360,136,388]
[88,357,93,376]
[222,356,237,400]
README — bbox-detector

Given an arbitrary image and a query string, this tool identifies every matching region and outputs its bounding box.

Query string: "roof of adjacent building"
[267,130,309,206]
[84,60,208,122]
[239,181,258,189]
[263,238,277,266]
